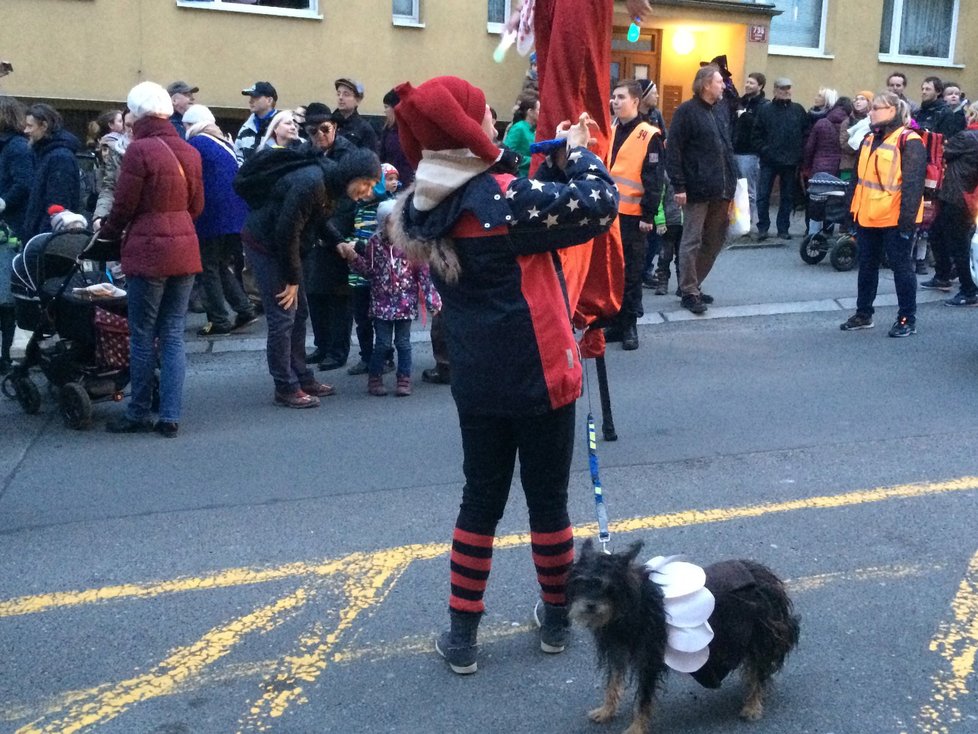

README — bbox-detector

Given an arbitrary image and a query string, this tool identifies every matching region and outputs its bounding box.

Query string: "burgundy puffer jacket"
[802,106,849,177]
[101,116,204,277]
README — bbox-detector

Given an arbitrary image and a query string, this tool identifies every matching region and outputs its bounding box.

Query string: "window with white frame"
[175,0,319,18]
[769,0,827,53]
[487,0,513,33]
[880,0,958,62]
[393,0,421,25]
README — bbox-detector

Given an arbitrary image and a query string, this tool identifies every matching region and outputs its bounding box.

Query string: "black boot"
[621,321,639,351]
[435,610,481,674]
[533,600,569,653]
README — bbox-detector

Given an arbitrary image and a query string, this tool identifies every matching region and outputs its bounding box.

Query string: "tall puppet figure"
[511,0,653,356]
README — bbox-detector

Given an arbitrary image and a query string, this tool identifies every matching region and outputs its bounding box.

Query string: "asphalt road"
[1,303,977,734]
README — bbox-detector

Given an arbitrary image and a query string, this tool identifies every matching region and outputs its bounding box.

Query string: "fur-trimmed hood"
[389,185,462,284]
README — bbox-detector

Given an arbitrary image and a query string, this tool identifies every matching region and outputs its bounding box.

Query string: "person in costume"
[391,75,619,674]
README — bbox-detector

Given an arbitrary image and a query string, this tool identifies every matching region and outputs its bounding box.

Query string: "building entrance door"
[610,26,662,87]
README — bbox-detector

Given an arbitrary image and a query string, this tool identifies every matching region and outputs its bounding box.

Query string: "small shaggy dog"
[567,540,800,734]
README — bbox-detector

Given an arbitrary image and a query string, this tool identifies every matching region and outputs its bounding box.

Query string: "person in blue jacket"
[22,103,80,240]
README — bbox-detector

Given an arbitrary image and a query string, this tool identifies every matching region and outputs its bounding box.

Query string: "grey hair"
[692,65,720,97]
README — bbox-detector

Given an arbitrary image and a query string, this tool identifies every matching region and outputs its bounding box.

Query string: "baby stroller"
[4,229,133,429]
[799,173,857,271]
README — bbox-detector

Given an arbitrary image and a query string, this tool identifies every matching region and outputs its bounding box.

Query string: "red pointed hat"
[394,76,501,169]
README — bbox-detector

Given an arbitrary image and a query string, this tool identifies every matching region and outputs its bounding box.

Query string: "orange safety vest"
[609,120,661,217]
[851,126,924,228]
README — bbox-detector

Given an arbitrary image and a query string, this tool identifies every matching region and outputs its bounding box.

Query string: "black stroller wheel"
[14,376,41,414]
[60,382,93,430]
[830,235,857,271]
[800,234,827,264]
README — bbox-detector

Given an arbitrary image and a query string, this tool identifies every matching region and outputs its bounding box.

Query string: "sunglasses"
[314,124,335,135]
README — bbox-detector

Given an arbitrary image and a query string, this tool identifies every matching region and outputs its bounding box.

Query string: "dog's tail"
[743,561,801,680]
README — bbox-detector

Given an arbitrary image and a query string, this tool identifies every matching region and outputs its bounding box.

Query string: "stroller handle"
[79,232,120,262]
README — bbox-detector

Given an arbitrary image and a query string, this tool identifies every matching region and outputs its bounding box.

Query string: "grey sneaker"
[533,600,569,654]
[888,317,917,338]
[945,292,978,306]
[347,360,369,375]
[435,611,481,674]
[840,313,874,331]
[920,277,952,291]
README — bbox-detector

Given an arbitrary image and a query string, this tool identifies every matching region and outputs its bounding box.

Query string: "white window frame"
[878,0,960,67]
[175,0,321,20]
[393,0,424,28]
[487,0,513,34]
[768,0,832,59]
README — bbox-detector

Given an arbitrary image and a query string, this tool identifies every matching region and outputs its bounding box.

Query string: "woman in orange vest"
[841,91,926,338]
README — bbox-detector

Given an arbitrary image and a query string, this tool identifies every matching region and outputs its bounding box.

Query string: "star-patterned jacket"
[398,147,619,416]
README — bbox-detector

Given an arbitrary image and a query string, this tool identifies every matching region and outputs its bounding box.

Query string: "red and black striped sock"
[531,526,574,606]
[449,527,495,614]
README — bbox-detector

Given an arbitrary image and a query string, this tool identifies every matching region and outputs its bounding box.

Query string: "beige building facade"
[2,1,969,130]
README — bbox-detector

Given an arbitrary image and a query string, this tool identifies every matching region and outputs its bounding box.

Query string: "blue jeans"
[855,225,917,320]
[757,163,797,235]
[370,319,411,377]
[125,274,195,423]
[245,242,314,392]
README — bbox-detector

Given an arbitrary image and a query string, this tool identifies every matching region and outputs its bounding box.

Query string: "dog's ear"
[622,541,644,564]
[579,538,595,556]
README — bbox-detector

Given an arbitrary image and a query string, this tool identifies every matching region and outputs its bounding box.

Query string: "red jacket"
[102,116,204,277]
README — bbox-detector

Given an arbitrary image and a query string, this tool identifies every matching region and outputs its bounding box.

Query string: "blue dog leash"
[583,357,611,554]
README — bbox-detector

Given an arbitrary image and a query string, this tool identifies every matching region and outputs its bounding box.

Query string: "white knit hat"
[127,81,174,120]
[182,104,215,127]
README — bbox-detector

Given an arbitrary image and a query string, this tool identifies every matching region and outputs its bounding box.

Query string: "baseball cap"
[334,77,365,99]
[242,81,278,100]
[167,81,199,96]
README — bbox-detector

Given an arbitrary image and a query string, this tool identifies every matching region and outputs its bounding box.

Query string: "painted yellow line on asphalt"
[3,562,937,726]
[16,590,311,734]
[5,475,973,621]
[237,551,415,731]
[907,549,978,734]
[4,477,976,733]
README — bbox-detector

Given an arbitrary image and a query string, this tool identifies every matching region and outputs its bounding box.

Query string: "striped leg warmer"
[449,527,495,614]
[531,527,575,606]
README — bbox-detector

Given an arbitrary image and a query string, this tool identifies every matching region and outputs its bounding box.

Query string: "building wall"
[762,0,975,107]
[0,0,534,120]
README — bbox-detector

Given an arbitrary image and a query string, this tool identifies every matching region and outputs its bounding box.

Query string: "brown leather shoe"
[274,389,320,408]
[300,380,336,397]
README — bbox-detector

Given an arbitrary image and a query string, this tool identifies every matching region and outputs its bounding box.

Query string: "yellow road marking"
[2,476,975,620]
[3,477,976,732]
[16,590,311,734]
[2,562,940,726]
[907,549,978,734]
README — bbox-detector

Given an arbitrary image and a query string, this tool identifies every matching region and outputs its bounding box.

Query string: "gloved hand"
[0,197,6,214]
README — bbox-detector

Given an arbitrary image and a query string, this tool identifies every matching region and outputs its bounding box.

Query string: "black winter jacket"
[751,99,810,167]
[335,110,379,153]
[938,127,978,207]
[913,99,966,139]
[0,131,34,240]
[22,129,81,240]
[665,96,738,203]
[732,92,767,155]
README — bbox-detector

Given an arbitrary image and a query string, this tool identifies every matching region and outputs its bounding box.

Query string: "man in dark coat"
[666,64,738,315]
[751,77,810,241]
[913,76,965,139]
[333,78,378,153]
